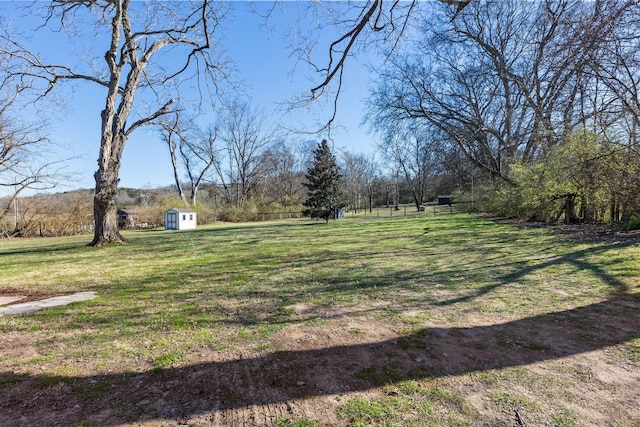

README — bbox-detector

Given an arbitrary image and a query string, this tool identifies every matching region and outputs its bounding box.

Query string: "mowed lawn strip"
[0,214,638,426]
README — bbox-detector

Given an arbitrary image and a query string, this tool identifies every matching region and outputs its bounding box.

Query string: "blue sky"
[1,1,380,194]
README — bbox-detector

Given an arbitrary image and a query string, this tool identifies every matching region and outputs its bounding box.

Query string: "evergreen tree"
[303,140,344,222]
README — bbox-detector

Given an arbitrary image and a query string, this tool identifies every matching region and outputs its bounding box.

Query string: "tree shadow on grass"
[1,294,638,425]
[0,242,87,256]
[435,241,634,307]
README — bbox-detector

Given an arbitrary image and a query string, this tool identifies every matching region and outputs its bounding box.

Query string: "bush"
[218,202,260,222]
[620,210,640,231]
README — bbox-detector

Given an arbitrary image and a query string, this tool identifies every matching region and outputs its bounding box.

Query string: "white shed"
[164,208,197,230]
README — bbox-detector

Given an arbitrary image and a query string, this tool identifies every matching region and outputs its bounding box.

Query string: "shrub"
[218,202,259,222]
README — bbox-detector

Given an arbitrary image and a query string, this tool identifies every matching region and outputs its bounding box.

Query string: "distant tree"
[213,100,273,205]
[159,112,217,207]
[340,150,378,213]
[302,140,344,223]
[0,82,65,235]
[378,126,442,211]
[260,140,306,208]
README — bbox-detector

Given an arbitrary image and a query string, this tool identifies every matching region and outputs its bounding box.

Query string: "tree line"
[0,135,445,237]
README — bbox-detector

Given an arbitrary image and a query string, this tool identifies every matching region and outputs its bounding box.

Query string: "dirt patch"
[1,298,638,426]
[550,224,640,243]
[478,213,640,243]
[0,287,74,304]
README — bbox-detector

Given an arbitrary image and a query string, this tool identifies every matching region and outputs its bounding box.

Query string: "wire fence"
[349,202,473,218]
[258,211,306,222]
[256,202,473,223]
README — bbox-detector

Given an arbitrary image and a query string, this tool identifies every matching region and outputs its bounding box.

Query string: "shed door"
[166,212,177,229]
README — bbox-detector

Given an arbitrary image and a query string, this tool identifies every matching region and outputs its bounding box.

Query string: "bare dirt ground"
[1,223,639,426]
[480,213,640,243]
[2,297,639,426]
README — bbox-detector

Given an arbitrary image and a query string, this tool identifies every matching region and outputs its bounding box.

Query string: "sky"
[1,1,382,195]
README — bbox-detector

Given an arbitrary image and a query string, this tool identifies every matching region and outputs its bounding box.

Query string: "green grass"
[273,416,321,427]
[337,396,407,426]
[1,214,639,425]
[356,366,404,386]
[152,352,182,369]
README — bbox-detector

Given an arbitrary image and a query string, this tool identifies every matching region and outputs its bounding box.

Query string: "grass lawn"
[0,213,639,426]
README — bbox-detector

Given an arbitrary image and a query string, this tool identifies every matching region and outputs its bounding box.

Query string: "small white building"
[164,208,197,230]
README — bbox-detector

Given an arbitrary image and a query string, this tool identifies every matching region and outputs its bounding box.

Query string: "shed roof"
[166,208,197,213]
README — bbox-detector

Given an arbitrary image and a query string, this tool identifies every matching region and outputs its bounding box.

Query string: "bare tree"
[585,1,640,132]
[0,81,65,235]
[19,190,93,237]
[213,100,273,205]
[159,113,217,206]
[0,1,228,245]
[378,125,441,211]
[340,150,378,213]
[260,140,306,207]
[368,0,637,183]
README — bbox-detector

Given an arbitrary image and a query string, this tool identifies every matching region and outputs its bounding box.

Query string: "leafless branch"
[311,0,472,97]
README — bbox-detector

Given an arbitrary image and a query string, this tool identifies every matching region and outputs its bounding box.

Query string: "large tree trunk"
[90,108,128,246]
[91,157,127,246]
[88,2,127,247]
[91,167,126,246]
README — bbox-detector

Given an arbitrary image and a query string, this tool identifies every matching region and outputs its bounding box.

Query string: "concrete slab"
[0,291,98,316]
[0,296,24,306]
[0,304,41,315]
[33,299,73,308]
[65,291,98,301]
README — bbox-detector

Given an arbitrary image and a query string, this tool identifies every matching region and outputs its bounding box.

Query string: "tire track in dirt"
[210,351,293,426]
